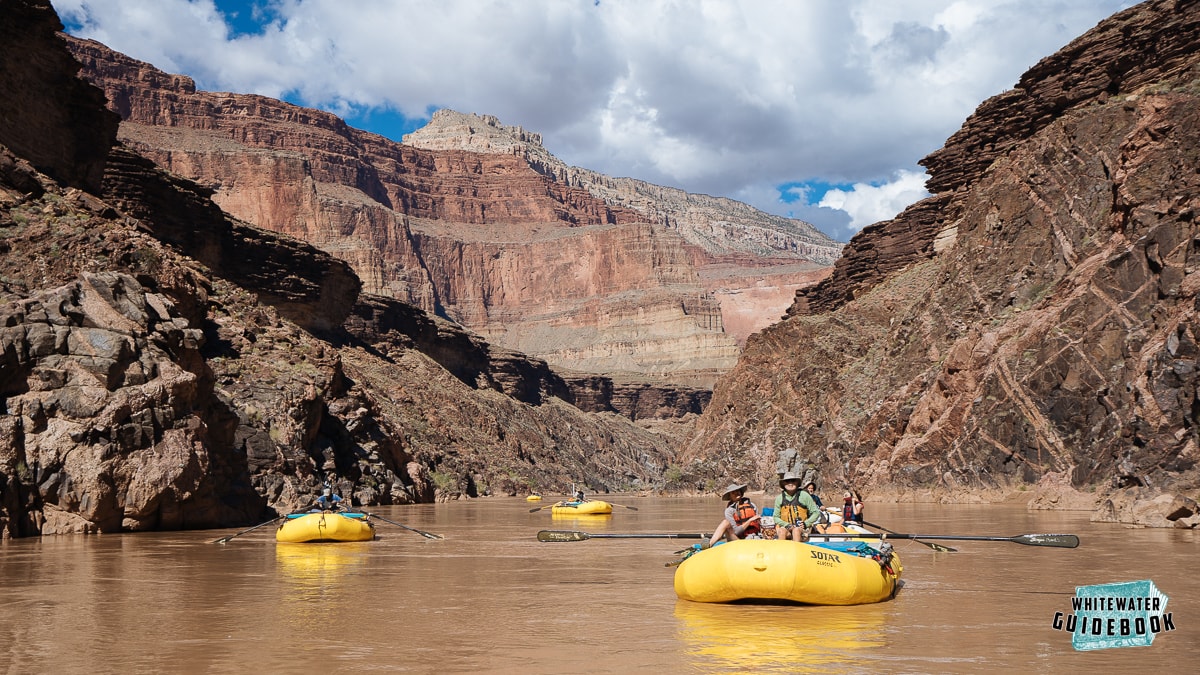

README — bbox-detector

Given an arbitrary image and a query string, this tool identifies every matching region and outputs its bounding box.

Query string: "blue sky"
[54,0,1133,241]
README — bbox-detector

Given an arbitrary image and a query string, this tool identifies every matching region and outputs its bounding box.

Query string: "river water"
[1,497,1196,673]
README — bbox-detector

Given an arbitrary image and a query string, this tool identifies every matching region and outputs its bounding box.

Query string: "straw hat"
[719,482,748,499]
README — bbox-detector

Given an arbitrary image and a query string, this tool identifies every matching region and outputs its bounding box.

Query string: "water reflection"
[275,541,371,585]
[674,599,888,673]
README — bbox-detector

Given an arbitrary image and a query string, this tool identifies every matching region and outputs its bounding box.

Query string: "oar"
[361,511,444,540]
[530,500,639,513]
[862,519,956,552]
[807,532,1079,548]
[538,530,708,542]
[211,516,283,544]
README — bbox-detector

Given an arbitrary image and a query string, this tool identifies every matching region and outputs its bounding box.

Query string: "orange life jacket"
[732,498,761,536]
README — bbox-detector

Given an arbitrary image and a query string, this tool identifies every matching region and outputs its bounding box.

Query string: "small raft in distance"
[550,500,613,515]
[276,512,376,543]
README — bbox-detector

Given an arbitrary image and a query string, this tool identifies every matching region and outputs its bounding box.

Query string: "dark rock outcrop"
[0,1,118,194]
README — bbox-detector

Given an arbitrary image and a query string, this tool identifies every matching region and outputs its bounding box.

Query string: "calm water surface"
[1,498,1197,673]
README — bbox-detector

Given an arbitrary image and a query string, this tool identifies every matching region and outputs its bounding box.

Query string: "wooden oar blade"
[538,530,589,542]
[1012,533,1079,548]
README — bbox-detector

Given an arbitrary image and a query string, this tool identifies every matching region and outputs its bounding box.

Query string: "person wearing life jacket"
[708,482,761,547]
[774,472,823,541]
[842,489,864,524]
[314,485,343,512]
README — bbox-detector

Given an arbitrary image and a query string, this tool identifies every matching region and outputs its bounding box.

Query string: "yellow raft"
[276,512,376,543]
[526,494,543,502]
[673,538,901,605]
[550,500,613,515]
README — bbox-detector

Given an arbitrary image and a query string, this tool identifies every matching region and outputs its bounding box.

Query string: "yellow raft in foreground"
[550,500,613,515]
[674,538,901,605]
[276,512,376,543]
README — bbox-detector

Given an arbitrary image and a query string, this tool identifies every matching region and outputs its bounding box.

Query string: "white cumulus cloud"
[52,0,1134,239]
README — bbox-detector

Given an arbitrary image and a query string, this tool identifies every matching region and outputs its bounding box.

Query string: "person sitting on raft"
[313,486,343,512]
[843,490,864,524]
[775,472,824,541]
[708,482,761,546]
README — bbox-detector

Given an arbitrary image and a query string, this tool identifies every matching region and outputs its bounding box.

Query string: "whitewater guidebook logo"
[1051,579,1174,651]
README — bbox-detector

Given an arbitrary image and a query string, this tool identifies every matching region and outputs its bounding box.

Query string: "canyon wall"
[685,0,1200,528]
[67,42,840,388]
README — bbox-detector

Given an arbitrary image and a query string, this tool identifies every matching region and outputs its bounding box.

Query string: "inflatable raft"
[673,538,901,605]
[276,512,376,543]
[550,500,613,515]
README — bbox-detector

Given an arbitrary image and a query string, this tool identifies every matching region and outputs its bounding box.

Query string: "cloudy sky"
[53,0,1133,241]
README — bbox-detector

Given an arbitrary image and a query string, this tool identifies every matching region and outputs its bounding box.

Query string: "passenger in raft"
[775,472,823,542]
[843,490,864,524]
[314,486,343,512]
[804,480,824,509]
[708,483,761,546]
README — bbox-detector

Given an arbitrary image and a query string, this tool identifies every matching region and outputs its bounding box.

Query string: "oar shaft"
[361,511,444,539]
[808,532,1079,548]
[211,516,282,544]
[586,533,705,539]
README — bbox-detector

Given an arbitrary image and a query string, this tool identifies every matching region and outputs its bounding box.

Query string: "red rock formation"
[686,0,1200,527]
[66,41,839,387]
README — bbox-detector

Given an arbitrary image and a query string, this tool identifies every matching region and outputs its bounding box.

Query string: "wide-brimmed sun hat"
[719,482,748,499]
[779,472,803,488]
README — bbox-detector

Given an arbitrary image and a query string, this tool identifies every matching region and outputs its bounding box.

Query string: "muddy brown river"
[1,498,1196,672]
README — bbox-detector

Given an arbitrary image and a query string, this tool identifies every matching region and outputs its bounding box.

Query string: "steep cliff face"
[1,0,677,538]
[0,0,117,193]
[66,40,837,386]
[686,0,1200,527]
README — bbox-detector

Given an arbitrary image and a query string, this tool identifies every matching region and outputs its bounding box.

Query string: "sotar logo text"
[1050,579,1174,651]
[809,550,840,563]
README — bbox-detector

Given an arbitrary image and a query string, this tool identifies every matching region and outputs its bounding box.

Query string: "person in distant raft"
[774,472,823,541]
[315,486,343,512]
[708,483,761,546]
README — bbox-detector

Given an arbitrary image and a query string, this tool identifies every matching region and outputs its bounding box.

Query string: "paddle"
[211,516,283,544]
[538,530,708,542]
[806,532,1079,548]
[861,519,956,552]
[361,511,444,540]
[528,500,638,513]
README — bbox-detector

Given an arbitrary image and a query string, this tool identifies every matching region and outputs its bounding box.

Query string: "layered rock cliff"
[1,0,677,537]
[685,0,1200,527]
[66,42,840,388]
